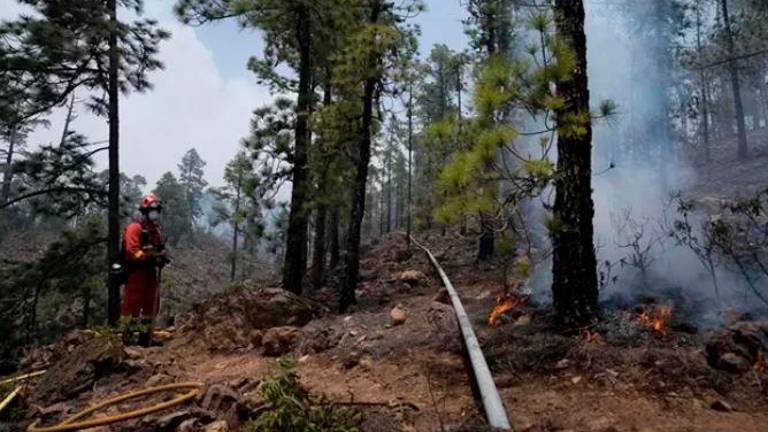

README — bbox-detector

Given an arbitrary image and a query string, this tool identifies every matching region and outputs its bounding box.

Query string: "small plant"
[115,316,151,345]
[245,358,361,432]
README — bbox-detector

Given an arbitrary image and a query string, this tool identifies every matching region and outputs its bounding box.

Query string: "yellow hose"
[0,386,22,413]
[0,370,47,386]
[0,370,47,415]
[27,382,204,432]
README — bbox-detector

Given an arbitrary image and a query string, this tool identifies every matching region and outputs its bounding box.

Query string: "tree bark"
[477,4,498,261]
[329,206,340,269]
[282,5,313,295]
[340,2,382,312]
[551,0,599,326]
[720,0,749,159]
[106,0,121,326]
[696,0,711,162]
[406,79,413,247]
[230,170,242,282]
[311,81,333,288]
[1,125,17,205]
[386,155,392,234]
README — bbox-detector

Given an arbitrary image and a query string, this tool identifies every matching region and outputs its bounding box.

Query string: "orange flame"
[581,329,603,344]
[636,305,673,336]
[755,351,766,374]
[488,296,520,327]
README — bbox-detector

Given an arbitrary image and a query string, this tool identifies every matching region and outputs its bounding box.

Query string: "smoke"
[585,3,768,322]
[516,3,767,323]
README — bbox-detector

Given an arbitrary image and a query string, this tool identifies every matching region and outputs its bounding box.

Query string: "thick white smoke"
[515,4,767,322]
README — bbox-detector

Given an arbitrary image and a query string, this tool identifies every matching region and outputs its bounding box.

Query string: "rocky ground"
[2,232,768,431]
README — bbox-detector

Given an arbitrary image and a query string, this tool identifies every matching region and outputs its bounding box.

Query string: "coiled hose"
[27,382,204,432]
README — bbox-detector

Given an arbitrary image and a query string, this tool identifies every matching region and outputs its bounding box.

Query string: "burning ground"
[3,232,768,431]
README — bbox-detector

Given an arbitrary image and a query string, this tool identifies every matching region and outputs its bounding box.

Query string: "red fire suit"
[120,218,164,318]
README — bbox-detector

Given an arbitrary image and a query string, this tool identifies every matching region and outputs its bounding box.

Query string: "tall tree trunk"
[551,0,599,326]
[720,0,749,159]
[696,0,711,162]
[379,180,385,236]
[456,65,468,236]
[477,6,498,262]
[230,171,242,282]
[282,5,313,295]
[311,206,327,287]
[1,125,17,205]
[340,2,382,312]
[406,79,413,247]
[311,81,333,288]
[106,0,121,326]
[329,206,340,269]
[386,156,392,234]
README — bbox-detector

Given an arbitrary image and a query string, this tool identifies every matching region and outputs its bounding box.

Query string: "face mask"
[147,210,160,222]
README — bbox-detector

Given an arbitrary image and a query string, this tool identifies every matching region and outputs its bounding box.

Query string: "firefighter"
[121,192,168,346]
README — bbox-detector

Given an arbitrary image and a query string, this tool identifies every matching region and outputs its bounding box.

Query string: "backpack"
[111,223,150,286]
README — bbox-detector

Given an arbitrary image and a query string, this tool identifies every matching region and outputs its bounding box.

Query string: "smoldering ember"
[1,0,767,431]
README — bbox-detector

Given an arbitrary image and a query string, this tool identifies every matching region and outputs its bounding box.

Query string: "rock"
[204,420,229,432]
[710,399,734,412]
[298,327,341,354]
[398,270,426,285]
[342,351,361,369]
[706,321,767,373]
[155,410,192,430]
[390,307,407,326]
[146,373,174,387]
[359,356,374,372]
[514,314,532,326]
[475,290,491,300]
[201,384,241,412]
[571,376,582,385]
[178,418,199,431]
[262,326,303,356]
[718,353,751,373]
[33,336,124,404]
[431,289,450,305]
[554,359,572,370]
[183,288,313,347]
[249,330,263,348]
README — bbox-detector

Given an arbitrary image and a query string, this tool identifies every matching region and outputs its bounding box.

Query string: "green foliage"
[245,358,361,432]
[0,219,106,373]
[153,172,192,245]
[178,148,208,222]
[0,0,169,126]
[5,132,107,217]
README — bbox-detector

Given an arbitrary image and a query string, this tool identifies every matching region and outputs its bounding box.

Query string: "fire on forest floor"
[7,231,768,432]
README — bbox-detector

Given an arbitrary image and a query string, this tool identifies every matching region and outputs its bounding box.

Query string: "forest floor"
[5,231,768,432]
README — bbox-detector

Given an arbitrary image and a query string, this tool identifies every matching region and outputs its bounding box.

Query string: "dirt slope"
[7,232,768,432]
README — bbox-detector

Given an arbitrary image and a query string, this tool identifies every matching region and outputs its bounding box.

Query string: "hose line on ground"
[27,382,204,432]
[0,370,47,415]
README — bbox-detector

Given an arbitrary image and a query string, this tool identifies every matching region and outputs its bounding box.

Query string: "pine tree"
[336,0,421,312]
[211,151,258,282]
[178,148,208,224]
[719,0,749,159]
[176,0,354,295]
[1,0,170,324]
[153,172,192,245]
[551,0,599,325]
